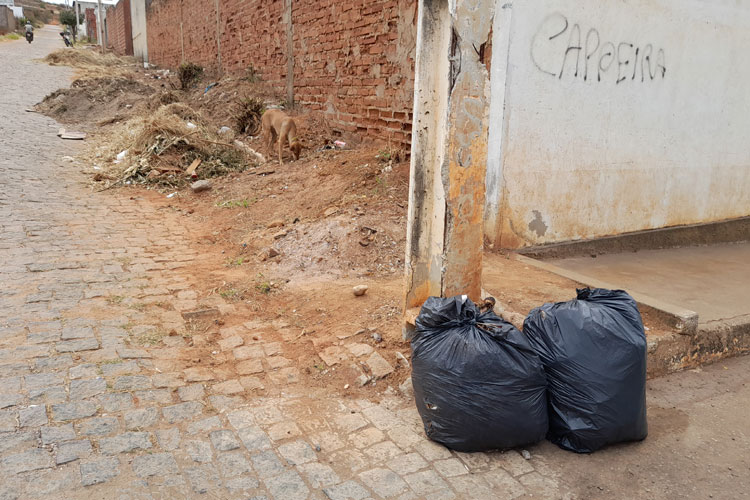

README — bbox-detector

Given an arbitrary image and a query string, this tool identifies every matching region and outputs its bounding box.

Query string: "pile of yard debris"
[88,102,262,188]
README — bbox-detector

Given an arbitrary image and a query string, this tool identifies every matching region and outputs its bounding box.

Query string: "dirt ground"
[36,47,675,401]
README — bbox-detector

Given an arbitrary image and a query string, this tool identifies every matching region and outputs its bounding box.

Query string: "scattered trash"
[233,139,266,164]
[352,285,369,297]
[524,288,648,453]
[412,295,548,452]
[218,126,232,134]
[93,166,101,170]
[521,450,532,460]
[204,83,217,94]
[191,180,212,193]
[60,131,87,140]
[334,140,346,148]
[116,150,128,162]
[185,158,202,178]
[166,192,177,198]
[186,121,197,129]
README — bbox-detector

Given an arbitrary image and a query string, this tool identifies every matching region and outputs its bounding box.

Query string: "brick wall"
[146,0,417,146]
[106,0,133,56]
[85,7,97,41]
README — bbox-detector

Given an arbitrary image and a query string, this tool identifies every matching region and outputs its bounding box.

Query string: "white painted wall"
[485,0,750,248]
[130,0,147,63]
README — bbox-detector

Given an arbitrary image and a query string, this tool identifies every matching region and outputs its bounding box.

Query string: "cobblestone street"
[1,27,749,500]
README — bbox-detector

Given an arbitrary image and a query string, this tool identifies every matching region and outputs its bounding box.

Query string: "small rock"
[365,351,394,379]
[323,207,338,217]
[267,248,280,258]
[315,444,322,452]
[191,180,212,193]
[399,377,413,398]
[521,450,532,460]
[273,230,287,240]
[147,169,160,179]
[357,374,371,387]
[267,219,284,228]
[372,332,383,343]
[352,285,368,297]
[395,351,410,368]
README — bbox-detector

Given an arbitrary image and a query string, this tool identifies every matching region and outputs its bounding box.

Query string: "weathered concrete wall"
[486,0,750,248]
[130,0,147,63]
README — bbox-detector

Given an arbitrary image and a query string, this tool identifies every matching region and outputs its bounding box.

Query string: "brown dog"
[261,109,302,165]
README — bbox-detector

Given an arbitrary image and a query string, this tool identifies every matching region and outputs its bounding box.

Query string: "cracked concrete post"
[404,0,495,338]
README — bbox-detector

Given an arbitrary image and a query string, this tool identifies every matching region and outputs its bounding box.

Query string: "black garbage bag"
[411,296,548,452]
[524,288,648,453]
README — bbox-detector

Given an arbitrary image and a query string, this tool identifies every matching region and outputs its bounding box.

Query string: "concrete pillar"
[404,0,496,331]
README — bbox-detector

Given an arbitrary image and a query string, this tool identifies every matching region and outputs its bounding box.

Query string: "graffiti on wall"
[531,13,666,84]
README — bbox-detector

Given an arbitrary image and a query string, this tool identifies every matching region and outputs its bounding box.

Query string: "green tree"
[59,9,77,42]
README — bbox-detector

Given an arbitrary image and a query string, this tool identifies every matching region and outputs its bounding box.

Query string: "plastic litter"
[412,295,548,452]
[186,122,197,129]
[524,288,648,453]
[334,140,346,148]
[218,126,232,134]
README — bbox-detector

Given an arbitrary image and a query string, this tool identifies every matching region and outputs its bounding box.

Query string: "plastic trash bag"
[411,296,548,452]
[524,288,648,453]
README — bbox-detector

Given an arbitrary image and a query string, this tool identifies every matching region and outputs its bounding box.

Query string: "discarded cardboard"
[185,158,202,177]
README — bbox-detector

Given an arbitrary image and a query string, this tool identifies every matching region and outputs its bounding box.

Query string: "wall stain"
[528,210,548,236]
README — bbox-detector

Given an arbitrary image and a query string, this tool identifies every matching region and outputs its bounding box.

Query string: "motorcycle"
[25,31,33,43]
[60,32,72,47]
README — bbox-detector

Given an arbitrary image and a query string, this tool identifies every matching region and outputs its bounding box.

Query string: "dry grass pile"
[234,97,265,135]
[43,48,135,78]
[90,103,255,189]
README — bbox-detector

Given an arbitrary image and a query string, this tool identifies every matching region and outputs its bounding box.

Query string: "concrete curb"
[513,254,699,335]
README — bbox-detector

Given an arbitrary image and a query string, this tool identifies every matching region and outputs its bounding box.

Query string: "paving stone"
[415,440,453,461]
[484,468,527,498]
[178,383,205,401]
[323,480,371,500]
[335,413,368,433]
[185,440,214,463]
[365,351,394,379]
[28,386,67,405]
[252,406,285,425]
[364,441,403,462]
[267,356,291,369]
[55,439,92,465]
[346,343,374,357]
[0,378,22,394]
[97,393,135,412]
[1,449,53,474]
[69,378,107,400]
[233,345,265,360]
[24,373,60,390]
[388,452,429,474]
[264,469,309,500]
[113,375,152,391]
[184,465,221,494]
[80,456,120,486]
[56,338,100,353]
[433,458,469,478]
[298,462,341,489]
[133,389,174,404]
[19,405,47,427]
[310,431,346,452]
[218,336,244,351]
[99,432,152,454]
[0,430,37,456]
[100,360,140,377]
[350,427,386,449]
[267,367,300,385]
[23,466,81,496]
[226,409,255,430]
[251,450,286,478]
[153,372,184,388]
[124,407,160,430]
[163,401,203,423]
[52,401,98,421]
[116,346,152,359]
[493,450,535,477]
[359,467,409,498]
[184,367,215,382]
[68,364,99,380]
[267,421,302,441]
[238,426,272,451]
[239,376,265,391]
[236,359,264,375]
[213,379,245,395]
[41,424,76,445]
[217,451,253,477]
[187,416,222,435]
[61,326,94,340]
[455,451,491,471]
[404,469,450,495]
[225,475,261,492]
[210,430,242,451]
[156,428,181,451]
[362,405,398,430]
[278,440,316,465]
[78,416,119,436]
[132,452,179,477]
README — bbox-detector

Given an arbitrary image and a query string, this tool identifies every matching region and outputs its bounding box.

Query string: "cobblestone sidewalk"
[0,28,571,500]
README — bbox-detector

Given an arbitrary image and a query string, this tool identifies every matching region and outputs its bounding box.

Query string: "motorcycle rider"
[25,21,33,35]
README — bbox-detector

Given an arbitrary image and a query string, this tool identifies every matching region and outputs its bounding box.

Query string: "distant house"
[72,0,116,44]
[0,4,14,34]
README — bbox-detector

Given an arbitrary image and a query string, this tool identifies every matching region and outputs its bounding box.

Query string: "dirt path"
[0,27,748,500]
